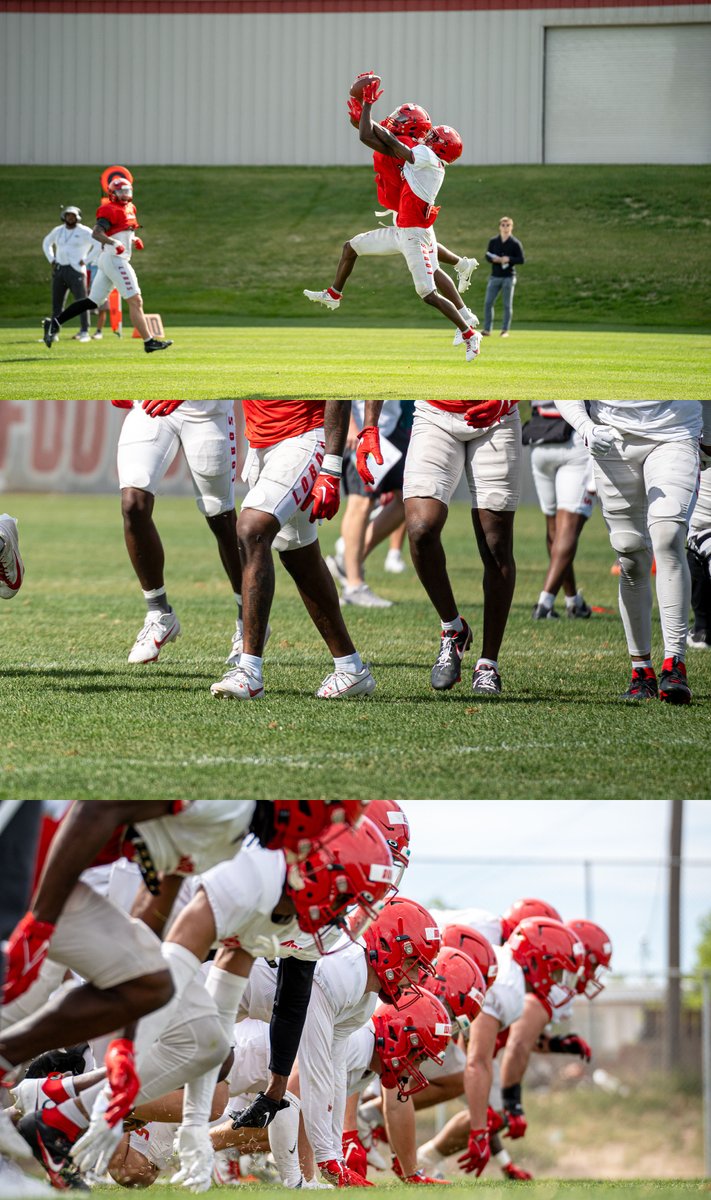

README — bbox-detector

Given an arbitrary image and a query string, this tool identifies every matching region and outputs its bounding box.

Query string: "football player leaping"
[557,402,711,704]
[42,176,172,353]
[110,399,246,667]
[303,80,482,364]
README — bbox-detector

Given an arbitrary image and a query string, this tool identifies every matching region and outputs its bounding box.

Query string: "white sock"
[565,592,582,610]
[633,659,654,671]
[538,591,556,610]
[442,616,464,634]
[418,1139,445,1166]
[239,654,263,677]
[268,1092,302,1187]
[476,658,498,672]
[334,652,363,674]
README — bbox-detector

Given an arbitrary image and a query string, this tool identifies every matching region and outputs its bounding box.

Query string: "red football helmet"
[365,802,410,874]
[423,947,486,1035]
[567,920,613,999]
[108,177,133,203]
[508,918,585,1011]
[287,818,397,951]
[364,897,441,1006]
[372,991,452,1098]
[501,898,563,943]
[263,801,367,861]
[423,125,463,163]
[441,924,498,991]
[383,103,432,139]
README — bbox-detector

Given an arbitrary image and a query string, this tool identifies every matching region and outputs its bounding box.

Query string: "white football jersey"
[345,1023,378,1097]
[402,144,445,205]
[432,906,503,948]
[132,800,256,876]
[314,940,374,1032]
[127,400,234,418]
[481,944,526,1030]
[199,843,294,958]
[589,402,707,442]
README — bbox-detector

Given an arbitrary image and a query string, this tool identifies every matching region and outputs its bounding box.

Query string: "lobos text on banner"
[0,402,247,494]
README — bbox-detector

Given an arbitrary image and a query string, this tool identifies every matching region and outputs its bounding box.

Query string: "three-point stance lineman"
[43,177,172,354]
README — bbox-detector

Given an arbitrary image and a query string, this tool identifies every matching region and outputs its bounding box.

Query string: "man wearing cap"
[42,206,94,343]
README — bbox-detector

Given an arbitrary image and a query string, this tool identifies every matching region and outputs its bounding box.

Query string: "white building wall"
[1,4,709,165]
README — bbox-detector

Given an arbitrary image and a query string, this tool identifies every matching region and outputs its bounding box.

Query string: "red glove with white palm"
[465,400,518,428]
[342,1131,368,1179]
[142,401,185,418]
[301,462,342,523]
[318,1159,373,1187]
[457,1129,490,1176]
[2,913,56,1005]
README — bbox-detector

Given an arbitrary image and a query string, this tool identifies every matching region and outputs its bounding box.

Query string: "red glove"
[343,1131,367,1179]
[457,1129,490,1177]
[318,1160,372,1187]
[347,97,363,127]
[142,400,185,418]
[111,400,133,409]
[301,472,341,523]
[2,913,56,1004]
[113,242,126,255]
[503,1163,533,1181]
[465,400,517,428]
[487,1106,506,1136]
[404,1171,452,1185]
[548,1033,592,1062]
[504,1113,527,1140]
[133,237,144,251]
[104,1038,140,1127]
[361,80,383,105]
[356,426,383,487]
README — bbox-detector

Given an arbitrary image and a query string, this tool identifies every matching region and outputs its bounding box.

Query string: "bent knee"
[121,487,153,520]
[610,529,650,558]
[127,968,174,1019]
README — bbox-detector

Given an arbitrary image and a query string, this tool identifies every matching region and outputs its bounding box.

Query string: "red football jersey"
[396,181,440,229]
[242,401,327,448]
[372,134,417,211]
[95,199,140,237]
[427,401,474,415]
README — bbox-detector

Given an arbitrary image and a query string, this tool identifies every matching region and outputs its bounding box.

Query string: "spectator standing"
[42,206,93,342]
[482,217,524,338]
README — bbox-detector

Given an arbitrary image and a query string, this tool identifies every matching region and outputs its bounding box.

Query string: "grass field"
[2,495,710,801]
[2,326,710,402]
[87,1186,711,1199]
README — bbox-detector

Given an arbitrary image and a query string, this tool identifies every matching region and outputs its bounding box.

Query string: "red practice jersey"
[426,400,474,415]
[242,401,327,448]
[372,134,417,211]
[95,199,140,237]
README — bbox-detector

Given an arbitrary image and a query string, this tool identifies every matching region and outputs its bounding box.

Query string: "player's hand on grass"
[356,426,383,486]
[457,1128,490,1176]
[342,1131,367,1178]
[2,912,56,1004]
[142,401,185,418]
[104,1038,140,1126]
[230,1091,290,1129]
[548,1033,592,1062]
[361,80,383,105]
[582,422,616,458]
[465,400,516,428]
[403,1170,452,1185]
[503,1162,533,1180]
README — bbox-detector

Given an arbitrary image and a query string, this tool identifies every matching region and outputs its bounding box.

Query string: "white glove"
[582,422,616,458]
[171,1125,215,1194]
[71,1086,123,1177]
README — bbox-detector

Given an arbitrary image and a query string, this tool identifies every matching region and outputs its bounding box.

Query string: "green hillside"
[3,164,710,327]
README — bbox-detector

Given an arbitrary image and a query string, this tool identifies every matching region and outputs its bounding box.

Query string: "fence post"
[703,971,711,1179]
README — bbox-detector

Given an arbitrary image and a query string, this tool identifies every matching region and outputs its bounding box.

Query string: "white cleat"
[128,610,181,664]
[91,331,103,340]
[316,666,376,699]
[455,256,479,293]
[384,549,407,575]
[342,583,392,609]
[325,554,347,584]
[417,1141,447,1181]
[452,311,479,346]
[211,665,265,700]
[226,619,272,666]
[464,329,482,362]
[303,289,340,311]
[74,332,90,343]
[0,514,25,599]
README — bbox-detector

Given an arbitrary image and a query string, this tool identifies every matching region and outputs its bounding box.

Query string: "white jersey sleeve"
[557,401,704,443]
[133,800,256,875]
[481,945,525,1030]
[433,907,503,947]
[199,844,290,956]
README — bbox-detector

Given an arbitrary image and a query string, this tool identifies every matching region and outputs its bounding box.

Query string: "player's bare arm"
[499,993,550,1088]
[92,221,118,249]
[359,102,414,163]
[130,873,186,937]
[323,400,352,457]
[32,801,173,925]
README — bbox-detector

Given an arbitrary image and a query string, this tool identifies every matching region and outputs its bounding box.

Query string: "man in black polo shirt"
[482,217,525,338]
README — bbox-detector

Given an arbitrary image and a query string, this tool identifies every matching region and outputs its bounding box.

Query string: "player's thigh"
[88,267,113,308]
[403,404,467,505]
[228,1019,271,1096]
[179,409,237,517]
[398,228,437,297]
[593,444,650,552]
[117,404,182,494]
[466,415,522,513]
[350,227,401,257]
[48,882,166,989]
[100,250,141,300]
[644,439,700,528]
[530,445,559,516]
[242,431,325,553]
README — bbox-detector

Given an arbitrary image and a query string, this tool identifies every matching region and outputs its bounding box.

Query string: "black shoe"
[532,604,559,621]
[687,627,711,651]
[431,620,472,691]
[659,657,692,706]
[620,668,658,703]
[17,1108,89,1191]
[42,317,59,349]
[567,599,592,619]
[472,663,502,697]
[144,337,173,353]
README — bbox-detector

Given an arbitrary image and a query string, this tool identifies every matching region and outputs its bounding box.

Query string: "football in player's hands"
[350,72,382,101]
